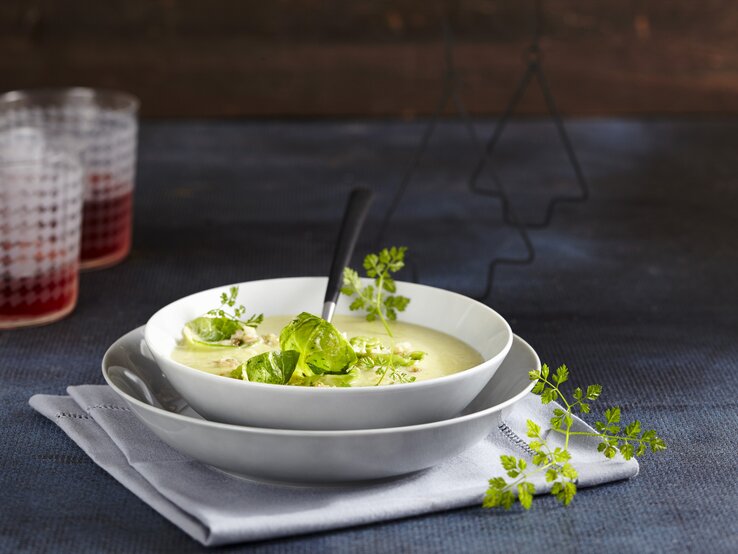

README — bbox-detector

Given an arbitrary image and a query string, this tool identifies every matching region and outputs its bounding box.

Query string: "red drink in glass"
[80,173,133,268]
[0,88,139,271]
[0,263,78,325]
[0,154,84,329]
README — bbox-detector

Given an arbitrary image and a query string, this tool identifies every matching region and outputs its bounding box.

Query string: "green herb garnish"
[341,246,410,338]
[483,364,666,511]
[342,247,413,385]
[183,286,263,347]
[207,286,264,328]
[349,336,423,384]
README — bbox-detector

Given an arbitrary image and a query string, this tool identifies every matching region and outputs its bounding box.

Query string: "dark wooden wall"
[1,1,736,117]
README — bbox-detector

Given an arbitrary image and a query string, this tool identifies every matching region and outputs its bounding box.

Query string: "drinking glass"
[0,88,139,270]
[0,133,84,329]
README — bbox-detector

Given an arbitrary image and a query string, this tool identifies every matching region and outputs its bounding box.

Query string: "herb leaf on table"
[484,364,666,511]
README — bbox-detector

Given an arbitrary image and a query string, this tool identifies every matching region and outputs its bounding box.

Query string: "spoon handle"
[322,188,374,322]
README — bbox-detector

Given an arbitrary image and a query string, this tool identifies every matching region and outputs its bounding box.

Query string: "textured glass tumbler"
[0,88,139,270]
[0,153,84,329]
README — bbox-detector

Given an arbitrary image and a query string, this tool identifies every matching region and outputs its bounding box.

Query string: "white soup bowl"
[144,277,512,430]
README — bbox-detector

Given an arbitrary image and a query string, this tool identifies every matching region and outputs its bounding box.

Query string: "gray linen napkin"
[29,385,638,547]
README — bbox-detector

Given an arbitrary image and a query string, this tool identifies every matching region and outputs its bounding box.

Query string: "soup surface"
[172,314,482,387]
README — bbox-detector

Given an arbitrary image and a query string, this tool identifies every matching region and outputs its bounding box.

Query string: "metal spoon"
[322,188,374,322]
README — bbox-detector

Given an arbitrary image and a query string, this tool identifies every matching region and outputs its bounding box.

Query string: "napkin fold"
[29,386,638,547]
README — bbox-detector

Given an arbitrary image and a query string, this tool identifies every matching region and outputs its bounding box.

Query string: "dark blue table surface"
[2,119,737,553]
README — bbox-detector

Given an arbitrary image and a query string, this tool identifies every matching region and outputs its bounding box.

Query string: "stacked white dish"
[103,278,539,483]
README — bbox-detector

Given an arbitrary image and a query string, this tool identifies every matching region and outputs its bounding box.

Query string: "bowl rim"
[105,328,537,437]
[143,276,513,394]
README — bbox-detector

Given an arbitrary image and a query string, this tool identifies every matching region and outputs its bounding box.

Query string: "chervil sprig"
[207,286,263,328]
[484,364,666,511]
[342,247,412,385]
[341,246,410,337]
[353,350,421,385]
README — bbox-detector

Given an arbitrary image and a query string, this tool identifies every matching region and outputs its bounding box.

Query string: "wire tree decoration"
[376,0,589,302]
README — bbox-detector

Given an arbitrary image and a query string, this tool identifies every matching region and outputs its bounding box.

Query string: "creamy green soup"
[172,314,482,387]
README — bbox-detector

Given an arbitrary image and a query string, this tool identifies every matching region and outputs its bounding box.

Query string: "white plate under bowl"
[144,277,513,430]
[103,327,537,484]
